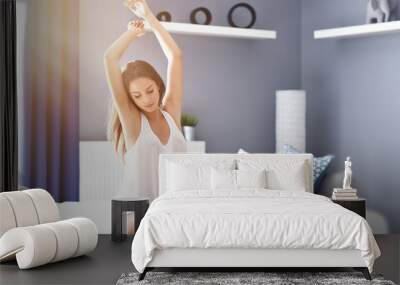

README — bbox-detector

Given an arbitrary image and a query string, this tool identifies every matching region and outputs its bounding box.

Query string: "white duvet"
[131,190,380,273]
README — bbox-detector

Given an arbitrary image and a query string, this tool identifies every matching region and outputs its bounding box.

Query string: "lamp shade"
[276,90,306,153]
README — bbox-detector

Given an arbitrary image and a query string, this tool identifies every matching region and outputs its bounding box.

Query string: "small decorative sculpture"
[343,157,353,189]
[366,0,397,23]
[228,3,257,28]
[190,7,212,25]
[156,11,172,22]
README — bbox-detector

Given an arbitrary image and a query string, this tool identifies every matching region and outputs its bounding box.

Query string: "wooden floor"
[0,235,398,285]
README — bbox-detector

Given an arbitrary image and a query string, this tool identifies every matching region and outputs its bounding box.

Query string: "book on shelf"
[333,193,357,197]
[332,188,359,200]
[332,196,359,201]
[332,194,359,200]
[333,188,357,193]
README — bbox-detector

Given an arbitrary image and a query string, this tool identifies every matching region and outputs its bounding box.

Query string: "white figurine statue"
[343,157,352,189]
[366,0,397,24]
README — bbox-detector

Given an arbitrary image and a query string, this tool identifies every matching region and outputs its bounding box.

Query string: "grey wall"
[79,0,400,232]
[79,0,301,153]
[301,0,400,233]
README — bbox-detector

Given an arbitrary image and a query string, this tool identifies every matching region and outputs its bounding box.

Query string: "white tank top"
[116,110,187,201]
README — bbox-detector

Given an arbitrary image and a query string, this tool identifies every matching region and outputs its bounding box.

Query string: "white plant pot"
[183,126,195,141]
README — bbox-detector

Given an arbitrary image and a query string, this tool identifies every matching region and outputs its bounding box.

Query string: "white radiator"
[79,141,206,201]
[79,141,124,201]
[58,141,206,234]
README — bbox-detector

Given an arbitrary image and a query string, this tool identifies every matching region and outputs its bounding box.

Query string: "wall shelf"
[144,22,276,40]
[314,21,400,39]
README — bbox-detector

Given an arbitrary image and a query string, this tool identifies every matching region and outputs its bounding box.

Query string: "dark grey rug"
[116,271,396,285]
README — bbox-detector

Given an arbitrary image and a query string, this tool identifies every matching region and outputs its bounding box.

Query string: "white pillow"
[211,168,268,190]
[238,159,308,191]
[211,168,236,189]
[237,169,267,188]
[166,160,236,191]
[167,162,210,191]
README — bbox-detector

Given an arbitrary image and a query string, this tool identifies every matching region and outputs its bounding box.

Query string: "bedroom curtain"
[20,0,80,201]
[0,0,18,193]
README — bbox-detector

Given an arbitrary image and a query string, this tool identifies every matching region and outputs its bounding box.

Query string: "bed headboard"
[159,153,314,194]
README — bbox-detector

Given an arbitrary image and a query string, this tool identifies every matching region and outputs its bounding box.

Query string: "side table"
[111,197,149,242]
[332,198,366,218]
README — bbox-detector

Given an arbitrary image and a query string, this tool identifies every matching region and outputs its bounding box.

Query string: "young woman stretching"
[104,0,186,200]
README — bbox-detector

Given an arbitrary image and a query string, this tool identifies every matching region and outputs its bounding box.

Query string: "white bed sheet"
[131,189,380,273]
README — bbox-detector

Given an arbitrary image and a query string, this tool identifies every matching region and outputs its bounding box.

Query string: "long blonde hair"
[107,60,166,159]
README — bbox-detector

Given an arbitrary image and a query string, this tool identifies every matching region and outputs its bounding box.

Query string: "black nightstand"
[111,198,149,242]
[332,198,366,218]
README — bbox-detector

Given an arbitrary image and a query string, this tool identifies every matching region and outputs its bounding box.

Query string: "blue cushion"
[281,144,334,185]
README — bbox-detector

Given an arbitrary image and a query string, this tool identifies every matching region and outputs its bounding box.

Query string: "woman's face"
[128,77,160,113]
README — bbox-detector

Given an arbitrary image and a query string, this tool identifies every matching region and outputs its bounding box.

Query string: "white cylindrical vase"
[276,90,306,153]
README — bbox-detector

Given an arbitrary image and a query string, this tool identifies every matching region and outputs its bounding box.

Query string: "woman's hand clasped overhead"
[123,0,152,19]
[127,20,146,37]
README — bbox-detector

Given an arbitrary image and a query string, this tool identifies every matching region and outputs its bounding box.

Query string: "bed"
[131,154,380,281]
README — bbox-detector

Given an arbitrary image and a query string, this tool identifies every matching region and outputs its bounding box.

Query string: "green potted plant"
[181,112,198,141]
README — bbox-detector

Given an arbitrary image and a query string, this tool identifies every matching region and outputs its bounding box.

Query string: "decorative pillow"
[167,162,211,191]
[281,144,334,185]
[166,160,235,191]
[237,148,309,191]
[211,168,268,190]
[236,169,267,188]
[211,168,236,190]
[238,159,308,191]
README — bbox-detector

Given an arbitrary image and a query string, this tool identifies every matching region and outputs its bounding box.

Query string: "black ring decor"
[156,11,172,22]
[228,3,256,29]
[190,7,212,25]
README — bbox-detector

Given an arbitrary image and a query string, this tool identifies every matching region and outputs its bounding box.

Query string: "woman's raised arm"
[125,0,184,129]
[104,20,145,148]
